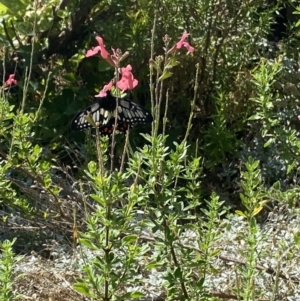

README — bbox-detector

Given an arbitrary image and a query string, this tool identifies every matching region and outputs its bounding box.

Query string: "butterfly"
[71,91,153,135]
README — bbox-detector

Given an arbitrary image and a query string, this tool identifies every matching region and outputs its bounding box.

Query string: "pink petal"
[168,32,194,54]
[95,36,109,59]
[96,90,107,97]
[86,46,101,57]
[116,65,138,90]
[117,77,138,90]
[86,37,116,66]
[176,32,190,49]
[95,36,115,66]
[182,42,194,53]
[95,81,113,97]
[5,74,17,86]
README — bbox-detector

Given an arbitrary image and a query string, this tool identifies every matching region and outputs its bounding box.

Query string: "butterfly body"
[71,92,153,135]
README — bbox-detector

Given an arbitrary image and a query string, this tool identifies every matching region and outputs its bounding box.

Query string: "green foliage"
[234,158,267,300]
[203,113,239,168]
[0,238,23,301]
[0,90,60,217]
[74,133,226,300]
[236,157,267,219]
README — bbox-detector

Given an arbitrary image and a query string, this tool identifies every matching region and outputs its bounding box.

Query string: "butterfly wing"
[117,98,153,125]
[71,98,115,131]
[71,94,153,133]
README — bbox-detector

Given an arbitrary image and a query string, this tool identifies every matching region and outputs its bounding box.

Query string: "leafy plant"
[235,157,267,300]
[0,238,23,301]
[72,26,224,300]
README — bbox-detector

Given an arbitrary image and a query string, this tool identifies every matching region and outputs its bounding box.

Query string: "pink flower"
[95,81,114,97]
[116,65,138,91]
[5,74,17,86]
[168,32,195,54]
[86,36,116,67]
[298,115,300,121]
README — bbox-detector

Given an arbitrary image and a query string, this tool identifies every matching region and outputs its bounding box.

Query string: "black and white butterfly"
[71,91,153,135]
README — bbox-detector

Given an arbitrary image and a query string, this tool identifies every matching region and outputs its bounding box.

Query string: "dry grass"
[13,256,88,301]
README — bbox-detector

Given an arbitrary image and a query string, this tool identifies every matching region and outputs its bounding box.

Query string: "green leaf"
[248,114,262,120]
[88,161,97,174]
[73,283,95,297]
[33,144,42,156]
[146,261,164,269]
[264,138,274,148]
[84,114,97,127]
[252,204,264,216]
[165,58,180,69]
[294,232,300,245]
[196,277,205,289]
[91,194,105,206]
[158,70,173,81]
[0,0,27,15]
[56,9,69,18]
[131,291,145,298]
[70,53,85,66]
[0,2,8,13]
[174,266,182,278]
[79,239,99,250]
[235,210,246,218]
[122,235,138,244]
[287,163,295,174]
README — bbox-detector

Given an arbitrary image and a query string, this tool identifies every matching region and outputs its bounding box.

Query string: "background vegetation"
[1,0,300,300]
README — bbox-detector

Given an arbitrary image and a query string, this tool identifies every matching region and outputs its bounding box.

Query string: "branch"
[38,0,101,59]
[2,20,16,51]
